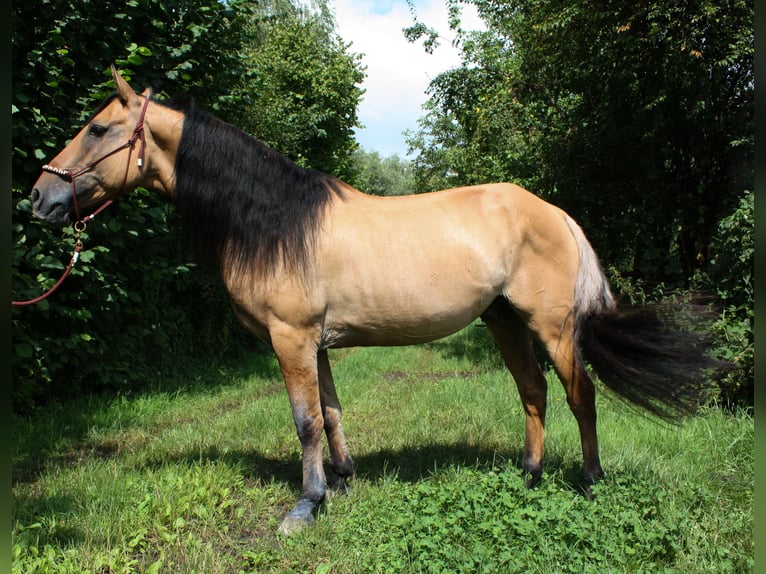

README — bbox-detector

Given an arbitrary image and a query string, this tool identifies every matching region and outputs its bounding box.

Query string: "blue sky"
[369,0,397,15]
[331,0,484,158]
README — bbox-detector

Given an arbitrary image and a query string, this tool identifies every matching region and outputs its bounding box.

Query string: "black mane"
[172,103,343,276]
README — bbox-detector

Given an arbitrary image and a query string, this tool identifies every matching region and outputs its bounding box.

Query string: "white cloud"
[331,0,485,157]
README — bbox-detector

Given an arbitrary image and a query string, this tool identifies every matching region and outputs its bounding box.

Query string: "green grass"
[12,323,753,573]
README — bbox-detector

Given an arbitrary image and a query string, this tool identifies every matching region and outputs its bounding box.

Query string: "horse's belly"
[320,273,500,348]
[321,318,477,348]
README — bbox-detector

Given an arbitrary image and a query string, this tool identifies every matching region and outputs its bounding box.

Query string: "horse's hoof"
[582,468,605,499]
[277,497,319,535]
[277,512,314,536]
[329,474,351,494]
[522,468,542,489]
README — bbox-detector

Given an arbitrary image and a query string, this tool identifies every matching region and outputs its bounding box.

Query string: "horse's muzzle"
[30,186,72,226]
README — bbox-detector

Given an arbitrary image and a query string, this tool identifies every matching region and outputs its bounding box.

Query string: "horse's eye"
[89,124,108,138]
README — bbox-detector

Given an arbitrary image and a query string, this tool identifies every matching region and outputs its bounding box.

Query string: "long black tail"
[563,215,722,422]
[576,302,722,422]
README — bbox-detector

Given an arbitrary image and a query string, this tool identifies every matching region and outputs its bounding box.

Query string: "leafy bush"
[11,0,251,412]
[12,189,255,411]
[11,0,364,412]
[703,191,754,407]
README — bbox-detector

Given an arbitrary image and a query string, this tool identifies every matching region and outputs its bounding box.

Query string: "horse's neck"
[146,104,186,196]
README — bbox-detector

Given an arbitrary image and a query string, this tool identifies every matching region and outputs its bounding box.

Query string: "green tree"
[12,0,246,189]
[703,191,754,406]
[351,149,416,196]
[405,0,753,405]
[12,0,251,410]
[231,1,365,180]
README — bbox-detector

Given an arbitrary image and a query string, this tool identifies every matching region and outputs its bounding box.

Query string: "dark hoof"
[583,468,605,499]
[329,473,352,494]
[522,468,543,489]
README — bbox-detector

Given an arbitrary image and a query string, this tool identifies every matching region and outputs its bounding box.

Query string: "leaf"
[107,220,123,233]
[127,531,145,548]
[40,256,65,270]
[15,343,35,359]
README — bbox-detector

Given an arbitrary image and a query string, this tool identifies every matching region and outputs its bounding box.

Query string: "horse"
[29,67,718,534]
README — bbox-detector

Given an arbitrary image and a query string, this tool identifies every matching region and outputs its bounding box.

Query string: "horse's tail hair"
[564,217,721,422]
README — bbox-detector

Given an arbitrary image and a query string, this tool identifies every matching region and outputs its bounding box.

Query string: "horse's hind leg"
[318,350,354,492]
[482,301,548,487]
[537,313,604,491]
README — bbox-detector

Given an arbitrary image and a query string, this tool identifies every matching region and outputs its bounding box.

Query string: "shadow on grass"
[12,349,283,486]
[14,437,598,536]
[352,443,587,493]
[12,492,86,546]
[136,440,590,498]
[426,320,552,372]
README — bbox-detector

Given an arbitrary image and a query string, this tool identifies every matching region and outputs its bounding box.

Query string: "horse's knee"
[566,393,596,417]
[294,409,324,446]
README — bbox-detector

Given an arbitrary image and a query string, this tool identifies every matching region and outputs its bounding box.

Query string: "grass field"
[12,323,753,573]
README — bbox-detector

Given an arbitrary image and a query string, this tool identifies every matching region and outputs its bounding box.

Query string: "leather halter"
[12,95,150,307]
[41,94,151,225]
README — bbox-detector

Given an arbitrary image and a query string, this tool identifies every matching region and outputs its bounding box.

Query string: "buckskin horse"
[28,67,717,534]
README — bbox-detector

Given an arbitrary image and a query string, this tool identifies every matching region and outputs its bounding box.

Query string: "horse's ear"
[111,64,138,104]
[140,87,153,98]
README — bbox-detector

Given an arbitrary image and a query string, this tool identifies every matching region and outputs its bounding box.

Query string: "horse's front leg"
[273,330,327,535]
[318,350,354,492]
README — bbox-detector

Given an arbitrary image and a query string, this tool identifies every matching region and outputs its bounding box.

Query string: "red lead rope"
[12,95,150,307]
[12,241,84,307]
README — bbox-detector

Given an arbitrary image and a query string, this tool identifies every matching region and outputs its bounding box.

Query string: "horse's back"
[328,181,580,283]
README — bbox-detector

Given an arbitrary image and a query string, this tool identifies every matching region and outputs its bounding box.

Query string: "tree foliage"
[12,0,244,189]
[228,2,365,180]
[12,0,365,411]
[406,0,753,404]
[350,149,416,196]
[703,190,754,405]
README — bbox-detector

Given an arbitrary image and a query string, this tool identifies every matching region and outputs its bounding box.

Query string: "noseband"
[41,94,151,226]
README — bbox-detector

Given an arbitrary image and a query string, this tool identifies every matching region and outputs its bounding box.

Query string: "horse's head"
[30,66,157,226]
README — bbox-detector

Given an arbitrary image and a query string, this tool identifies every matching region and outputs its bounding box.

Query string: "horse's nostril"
[30,188,40,204]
